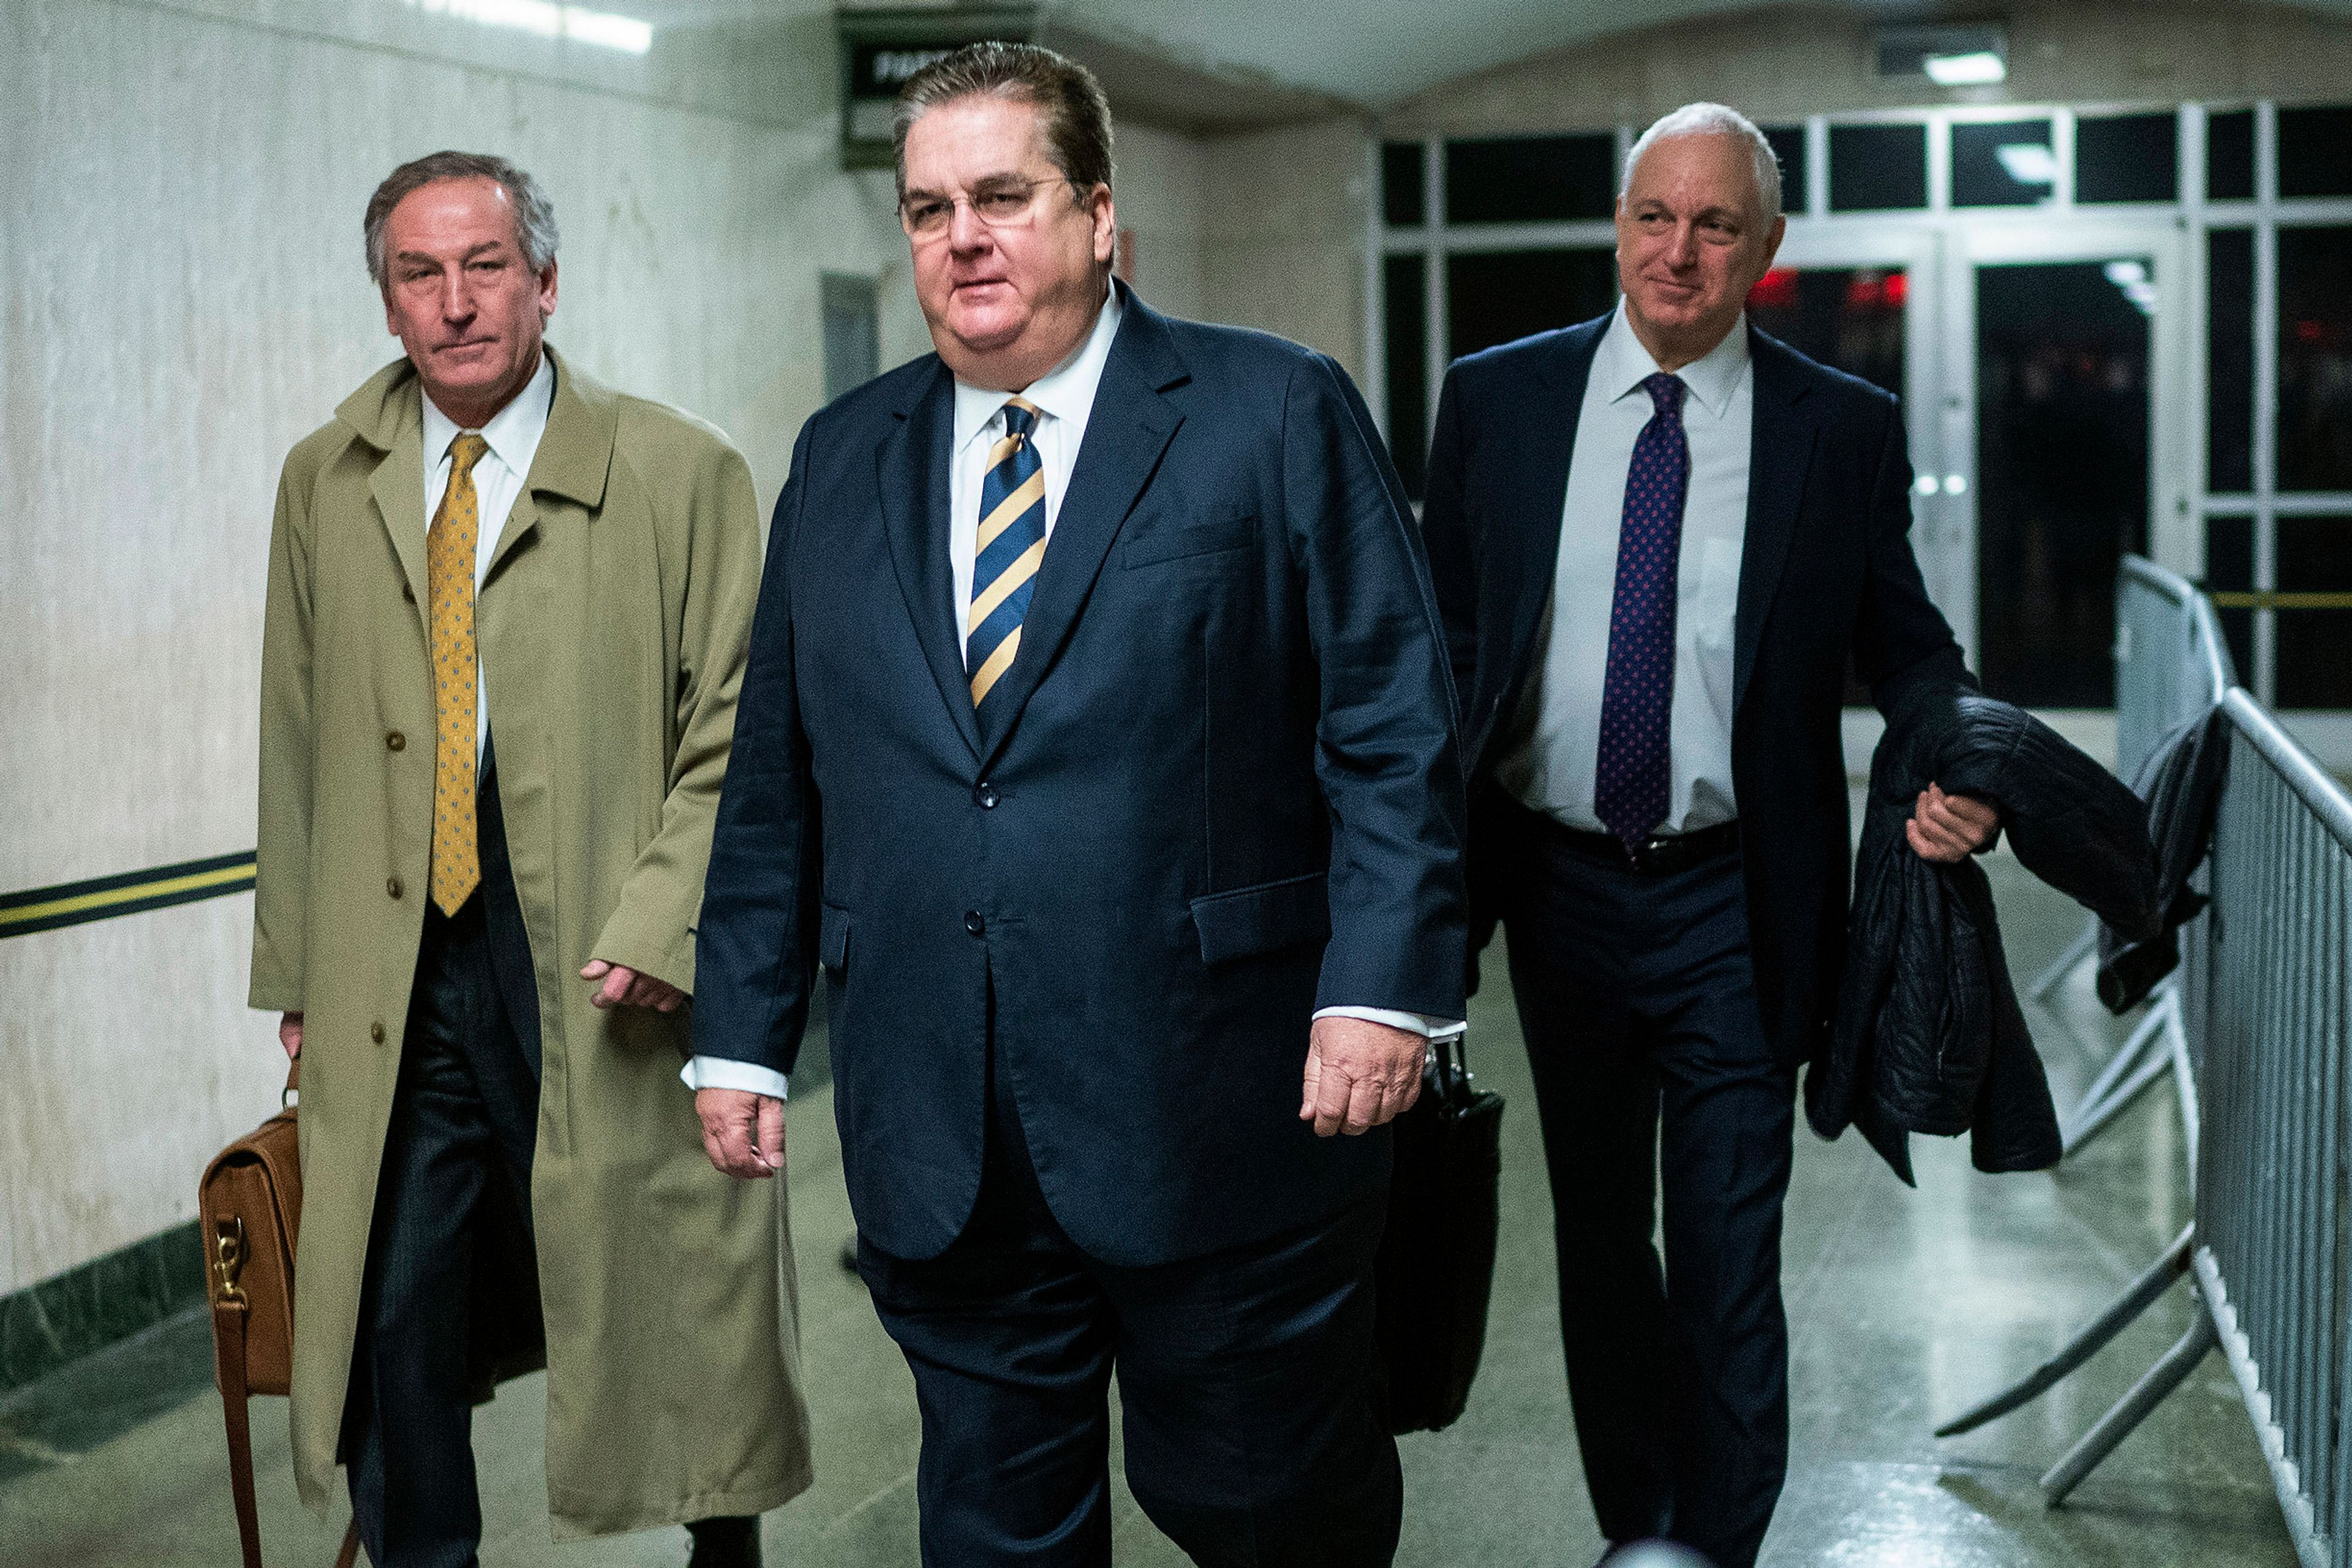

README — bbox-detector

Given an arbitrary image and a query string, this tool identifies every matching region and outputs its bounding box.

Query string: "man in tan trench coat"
[249,151,810,1567]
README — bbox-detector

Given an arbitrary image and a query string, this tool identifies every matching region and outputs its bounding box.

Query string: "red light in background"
[2295,319,2324,342]
[1844,273,1880,309]
[1884,271,1909,307]
[1748,268,1799,309]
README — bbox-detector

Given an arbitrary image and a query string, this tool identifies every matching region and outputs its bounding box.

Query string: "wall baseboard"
[0,1220,206,1397]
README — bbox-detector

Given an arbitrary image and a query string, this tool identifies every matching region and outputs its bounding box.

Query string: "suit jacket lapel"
[976,299,1186,769]
[1478,319,1604,767]
[1735,327,1818,715]
[878,361,984,763]
[365,409,429,622]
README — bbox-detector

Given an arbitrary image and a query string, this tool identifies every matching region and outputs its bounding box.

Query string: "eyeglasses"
[900,176,1077,240]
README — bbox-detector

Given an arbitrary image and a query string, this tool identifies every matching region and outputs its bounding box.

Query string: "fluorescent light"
[404,0,652,54]
[1994,143,2060,186]
[2104,260,2149,287]
[1923,51,2007,86]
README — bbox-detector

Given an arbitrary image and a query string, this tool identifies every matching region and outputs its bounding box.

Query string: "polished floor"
[0,850,2297,1567]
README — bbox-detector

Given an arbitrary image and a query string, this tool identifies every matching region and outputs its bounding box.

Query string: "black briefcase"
[1374,1035,1505,1434]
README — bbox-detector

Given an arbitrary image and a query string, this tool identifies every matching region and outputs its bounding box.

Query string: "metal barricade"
[1939,558,2352,1564]
[2037,558,2237,1153]
[2190,690,2352,1567]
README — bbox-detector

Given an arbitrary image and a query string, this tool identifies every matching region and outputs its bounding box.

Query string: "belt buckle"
[1627,832,1684,870]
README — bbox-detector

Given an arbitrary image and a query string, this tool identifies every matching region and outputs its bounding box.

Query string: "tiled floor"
[0,854,2297,1567]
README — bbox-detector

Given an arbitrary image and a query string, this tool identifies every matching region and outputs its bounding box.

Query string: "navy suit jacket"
[693,290,1468,1266]
[1422,314,1970,1067]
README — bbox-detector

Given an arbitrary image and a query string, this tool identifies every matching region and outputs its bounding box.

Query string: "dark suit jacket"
[1422,314,1969,1067]
[693,289,1468,1267]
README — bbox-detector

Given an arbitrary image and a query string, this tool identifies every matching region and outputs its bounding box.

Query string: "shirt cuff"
[679,1055,789,1101]
[1313,1006,1468,1041]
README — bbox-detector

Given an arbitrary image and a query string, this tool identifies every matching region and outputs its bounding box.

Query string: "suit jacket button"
[386,731,405,752]
[963,911,986,937]
[387,876,403,899]
[975,782,1000,809]
[370,1020,386,1044]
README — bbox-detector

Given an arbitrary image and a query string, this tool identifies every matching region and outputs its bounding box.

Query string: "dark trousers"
[344,892,540,1568]
[857,1050,1401,1567]
[1495,802,1793,1568]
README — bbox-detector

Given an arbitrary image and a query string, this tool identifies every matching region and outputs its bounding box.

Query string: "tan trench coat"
[249,348,812,1537]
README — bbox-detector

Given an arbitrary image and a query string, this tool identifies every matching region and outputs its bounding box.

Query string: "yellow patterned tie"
[428,433,489,915]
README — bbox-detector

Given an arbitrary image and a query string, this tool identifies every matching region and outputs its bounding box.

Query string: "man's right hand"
[696,1088,785,1179]
[279,1011,303,1060]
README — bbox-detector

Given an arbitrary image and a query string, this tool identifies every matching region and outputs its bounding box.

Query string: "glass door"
[1750,226,1961,660]
[1950,222,2190,706]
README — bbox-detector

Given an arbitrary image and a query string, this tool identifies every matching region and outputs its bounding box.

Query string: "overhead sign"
[837,7,1038,170]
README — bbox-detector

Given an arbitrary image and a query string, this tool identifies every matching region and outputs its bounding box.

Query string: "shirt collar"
[952,279,1125,454]
[1596,300,1751,421]
[421,350,556,473]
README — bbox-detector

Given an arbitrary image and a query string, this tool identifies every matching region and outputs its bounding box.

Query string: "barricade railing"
[2188,688,2352,1567]
[1938,558,2352,1566]
[2034,557,2237,1154]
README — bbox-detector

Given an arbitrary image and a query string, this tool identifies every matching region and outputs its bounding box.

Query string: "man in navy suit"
[688,42,1466,1567]
[1422,105,1996,1567]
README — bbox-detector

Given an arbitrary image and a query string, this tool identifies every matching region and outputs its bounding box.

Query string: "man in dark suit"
[688,42,1466,1567]
[1422,104,1997,1567]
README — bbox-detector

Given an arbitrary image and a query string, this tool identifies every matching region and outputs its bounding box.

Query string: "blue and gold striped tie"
[968,397,1047,712]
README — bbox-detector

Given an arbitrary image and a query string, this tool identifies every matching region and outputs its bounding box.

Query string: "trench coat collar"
[336,345,616,597]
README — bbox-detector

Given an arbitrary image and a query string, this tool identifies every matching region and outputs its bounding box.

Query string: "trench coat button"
[974,782,1000,809]
[370,1020,386,1044]
[387,876,403,900]
[386,730,405,752]
[963,910,987,937]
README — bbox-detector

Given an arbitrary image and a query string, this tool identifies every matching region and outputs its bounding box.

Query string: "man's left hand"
[1300,1016,1426,1138]
[581,959,685,1012]
[1907,783,1999,862]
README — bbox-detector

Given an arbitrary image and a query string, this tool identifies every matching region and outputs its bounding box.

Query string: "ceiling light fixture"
[1923,51,2008,86]
[404,0,652,55]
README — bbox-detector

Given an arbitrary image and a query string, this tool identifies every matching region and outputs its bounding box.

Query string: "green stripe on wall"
[0,851,256,938]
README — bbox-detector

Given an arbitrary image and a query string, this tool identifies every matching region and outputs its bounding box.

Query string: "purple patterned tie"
[1594,372,1691,848]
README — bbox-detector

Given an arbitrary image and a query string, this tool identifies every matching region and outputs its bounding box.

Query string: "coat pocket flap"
[817,903,851,970]
[1123,508,1257,568]
[1189,872,1330,965]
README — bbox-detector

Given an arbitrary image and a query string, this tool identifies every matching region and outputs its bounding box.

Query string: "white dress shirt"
[1494,303,1752,835]
[419,352,555,763]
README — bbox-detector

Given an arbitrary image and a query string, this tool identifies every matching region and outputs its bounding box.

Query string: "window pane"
[2277,518,2352,707]
[1975,259,2151,708]
[2278,106,2352,198]
[1446,249,1617,361]
[1444,135,1616,224]
[2207,108,2255,200]
[1829,123,1928,212]
[2078,112,2179,203]
[2278,225,2352,492]
[1762,124,1806,214]
[1952,118,2056,208]
[1384,255,1427,500]
[1744,266,1905,397]
[2208,228,2254,493]
[2204,514,2255,680]
[1382,142,1425,228]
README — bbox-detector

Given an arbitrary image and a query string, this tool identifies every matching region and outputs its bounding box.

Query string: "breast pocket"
[1122,508,1258,570]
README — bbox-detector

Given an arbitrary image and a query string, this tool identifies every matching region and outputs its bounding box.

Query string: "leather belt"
[1549,818,1741,875]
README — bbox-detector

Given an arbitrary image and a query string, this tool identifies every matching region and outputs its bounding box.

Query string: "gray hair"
[1621,104,1782,221]
[891,42,1115,203]
[363,151,559,287]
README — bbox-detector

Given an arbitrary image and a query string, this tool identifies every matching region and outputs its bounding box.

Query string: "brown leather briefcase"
[198,1060,360,1568]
